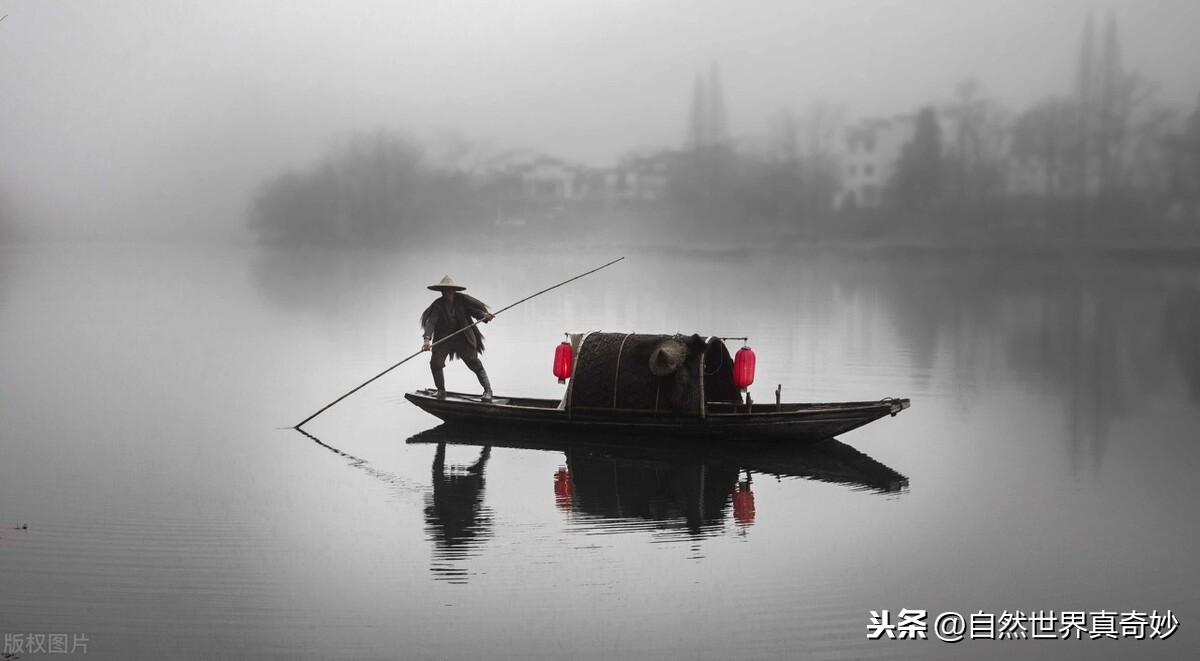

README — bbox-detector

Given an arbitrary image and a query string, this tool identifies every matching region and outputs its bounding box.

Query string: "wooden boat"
[405,332,909,443]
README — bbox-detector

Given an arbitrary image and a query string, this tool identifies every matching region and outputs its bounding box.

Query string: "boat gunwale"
[406,390,908,419]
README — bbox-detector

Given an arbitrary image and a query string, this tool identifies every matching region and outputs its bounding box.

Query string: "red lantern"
[733,345,756,389]
[553,340,573,383]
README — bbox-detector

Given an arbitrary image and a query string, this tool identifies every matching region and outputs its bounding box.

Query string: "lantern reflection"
[553,468,573,510]
[732,474,756,527]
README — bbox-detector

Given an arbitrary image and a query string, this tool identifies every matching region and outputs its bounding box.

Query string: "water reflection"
[296,428,496,584]
[836,254,1200,474]
[295,427,425,493]
[251,246,400,317]
[561,451,741,537]
[424,443,493,584]
[408,424,907,573]
[1164,287,1200,406]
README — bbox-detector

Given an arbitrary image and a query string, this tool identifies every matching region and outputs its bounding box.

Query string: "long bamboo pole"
[293,256,625,430]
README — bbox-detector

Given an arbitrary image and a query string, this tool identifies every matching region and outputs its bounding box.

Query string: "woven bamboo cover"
[569,332,729,413]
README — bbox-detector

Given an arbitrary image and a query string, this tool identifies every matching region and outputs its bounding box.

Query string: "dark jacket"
[420,293,490,358]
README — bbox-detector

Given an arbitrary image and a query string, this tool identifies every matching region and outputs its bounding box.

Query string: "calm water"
[2,241,1198,660]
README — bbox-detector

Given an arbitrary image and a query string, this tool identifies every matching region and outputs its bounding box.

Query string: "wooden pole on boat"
[292,256,625,430]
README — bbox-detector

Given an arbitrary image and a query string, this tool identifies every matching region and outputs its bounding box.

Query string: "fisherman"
[421,276,495,400]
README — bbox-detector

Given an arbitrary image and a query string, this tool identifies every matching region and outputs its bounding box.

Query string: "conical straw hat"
[648,339,688,376]
[428,275,466,291]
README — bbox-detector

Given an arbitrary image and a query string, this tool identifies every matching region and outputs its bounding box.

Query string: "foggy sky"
[2,0,1198,241]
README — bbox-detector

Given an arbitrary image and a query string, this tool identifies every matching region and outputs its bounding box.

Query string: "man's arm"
[462,294,494,323]
[421,304,437,350]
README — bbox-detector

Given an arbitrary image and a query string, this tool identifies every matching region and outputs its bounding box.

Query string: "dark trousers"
[430,337,484,373]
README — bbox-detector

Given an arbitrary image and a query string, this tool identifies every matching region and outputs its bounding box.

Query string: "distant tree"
[768,107,800,166]
[674,63,736,223]
[250,169,336,244]
[1073,12,1097,198]
[428,129,493,175]
[1167,94,1200,209]
[730,153,789,223]
[1124,104,1179,202]
[1012,96,1077,198]
[796,101,845,216]
[762,101,844,222]
[0,182,9,243]
[943,79,1011,205]
[1094,13,1140,196]
[1074,12,1157,200]
[893,106,943,210]
[1188,97,1200,197]
[324,130,427,242]
[249,129,478,246]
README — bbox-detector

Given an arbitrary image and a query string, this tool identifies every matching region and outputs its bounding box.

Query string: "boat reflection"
[410,424,908,574]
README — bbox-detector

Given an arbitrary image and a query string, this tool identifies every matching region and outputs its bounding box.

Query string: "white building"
[835,115,916,209]
[521,159,580,203]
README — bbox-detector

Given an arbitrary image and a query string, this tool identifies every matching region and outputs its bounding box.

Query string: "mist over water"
[2,240,1198,659]
[3,1,1200,244]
